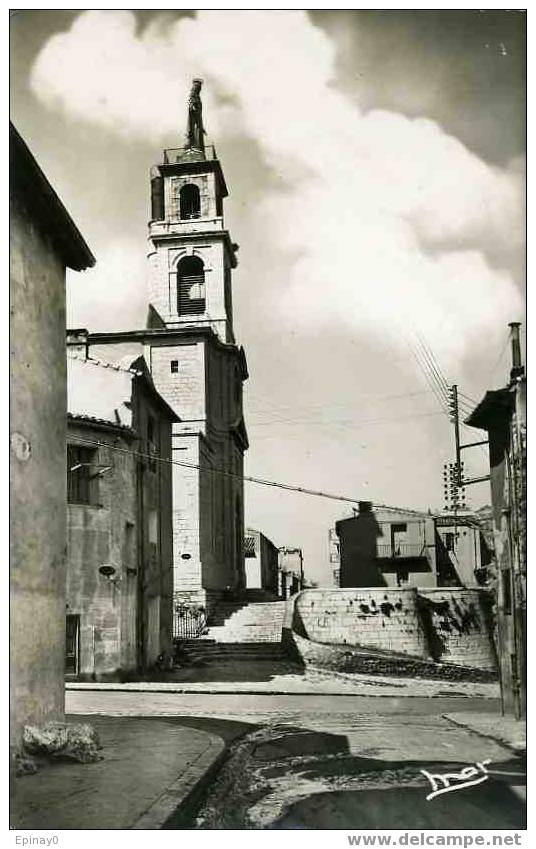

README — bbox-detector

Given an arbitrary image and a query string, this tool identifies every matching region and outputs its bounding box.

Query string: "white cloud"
[33,10,524,365]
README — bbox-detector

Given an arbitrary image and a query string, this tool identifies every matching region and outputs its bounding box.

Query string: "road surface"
[66,689,525,830]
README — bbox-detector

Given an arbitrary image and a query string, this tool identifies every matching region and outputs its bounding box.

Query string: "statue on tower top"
[185,78,205,153]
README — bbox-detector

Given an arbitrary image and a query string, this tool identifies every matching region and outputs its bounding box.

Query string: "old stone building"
[465,323,526,717]
[74,83,249,612]
[244,529,279,595]
[278,547,305,599]
[66,352,176,678]
[10,124,95,750]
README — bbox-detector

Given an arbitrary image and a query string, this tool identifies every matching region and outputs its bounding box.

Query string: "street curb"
[66,683,500,699]
[131,732,226,829]
[442,714,526,756]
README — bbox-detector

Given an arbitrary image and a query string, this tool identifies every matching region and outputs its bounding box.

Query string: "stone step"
[185,647,286,661]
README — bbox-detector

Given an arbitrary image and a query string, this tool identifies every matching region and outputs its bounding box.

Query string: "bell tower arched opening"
[177,255,205,315]
[179,183,201,220]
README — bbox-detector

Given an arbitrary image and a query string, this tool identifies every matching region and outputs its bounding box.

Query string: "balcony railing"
[376,543,426,559]
[164,145,218,164]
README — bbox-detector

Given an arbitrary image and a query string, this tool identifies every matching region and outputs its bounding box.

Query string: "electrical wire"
[415,332,450,399]
[247,410,444,428]
[406,340,450,418]
[68,432,430,515]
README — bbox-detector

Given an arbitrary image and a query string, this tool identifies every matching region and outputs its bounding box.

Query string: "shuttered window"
[67,445,96,504]
[177,256,205,315]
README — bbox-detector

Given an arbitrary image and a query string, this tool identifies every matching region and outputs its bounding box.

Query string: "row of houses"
[330,505,493,590]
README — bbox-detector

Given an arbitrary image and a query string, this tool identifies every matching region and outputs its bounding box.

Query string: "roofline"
[85,326,248,377]
[464,388,515,430]
[67,413,136,438]
[10,123,95,271]
[130,357,180,423]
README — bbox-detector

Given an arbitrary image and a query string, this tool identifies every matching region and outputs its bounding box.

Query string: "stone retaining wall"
[285,632,496,683]
[294,588,428,659]
[419,588,496,670]
[291,587,496,671]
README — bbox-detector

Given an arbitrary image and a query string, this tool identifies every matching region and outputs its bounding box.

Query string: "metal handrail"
[376,543,426,558]
[164,145,218,164]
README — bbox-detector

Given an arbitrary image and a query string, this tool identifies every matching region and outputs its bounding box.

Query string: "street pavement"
[66,688,526,830]
[66,661,500,699]
[10,715,229,830]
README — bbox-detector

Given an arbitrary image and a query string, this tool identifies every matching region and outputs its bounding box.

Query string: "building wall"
[336,510,437,589]
[245,530,279,593]
[260,534,279,594]
[10,190,68,747]
[66,385,174,677]
[486,381,526,715]
[133,379,174,666]
[145,332,246,603]
[66,425,138,678]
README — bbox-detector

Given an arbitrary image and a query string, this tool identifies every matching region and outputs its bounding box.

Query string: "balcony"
[164,145,218,164]
[376,543,426,559]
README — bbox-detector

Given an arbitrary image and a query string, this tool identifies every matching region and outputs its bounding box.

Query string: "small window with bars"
[170,360,179,373]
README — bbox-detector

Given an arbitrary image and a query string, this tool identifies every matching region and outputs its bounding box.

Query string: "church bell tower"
[145,80,248,609]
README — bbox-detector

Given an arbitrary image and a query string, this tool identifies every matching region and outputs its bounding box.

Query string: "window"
[147,416,157,472]
[501,569,512,614]
[67,445,97,504]
[65,615,80,675]
[170,360,179,373]
[391,523,407,556]
[179,183,201,219]
[177,256,205,315]
[148,510,158,545]
[445,532,455,552]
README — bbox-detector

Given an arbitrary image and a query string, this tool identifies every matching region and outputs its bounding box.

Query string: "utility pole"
[445,383,490,501]
[448,384,461,487]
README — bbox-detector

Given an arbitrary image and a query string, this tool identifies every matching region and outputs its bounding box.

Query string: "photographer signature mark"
[421,759,492,801]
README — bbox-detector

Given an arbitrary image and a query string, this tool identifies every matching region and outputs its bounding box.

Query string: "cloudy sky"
[10,9,526,583]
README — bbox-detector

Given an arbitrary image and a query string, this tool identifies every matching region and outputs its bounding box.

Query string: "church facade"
[76,82,249,609]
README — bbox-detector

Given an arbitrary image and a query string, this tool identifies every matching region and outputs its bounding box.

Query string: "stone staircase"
[203,598,287,644]
[178,639,287,664]
[174,594,287,669]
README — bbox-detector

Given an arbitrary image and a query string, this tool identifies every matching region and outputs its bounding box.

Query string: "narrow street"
[66,689,525,830]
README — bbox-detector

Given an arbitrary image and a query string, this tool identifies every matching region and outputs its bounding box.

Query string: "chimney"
[66,328,89,360]
[508,322,524,380]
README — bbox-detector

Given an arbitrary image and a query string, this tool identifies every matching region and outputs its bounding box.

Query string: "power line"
[415,332,450,397]
[458,391,479,405]
[247,410,444,428]
[68,432,430,515]
[406,340,450,419]
[415,342,450,406]
[246,387,438,416]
